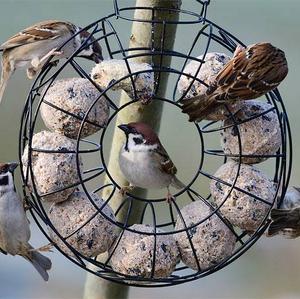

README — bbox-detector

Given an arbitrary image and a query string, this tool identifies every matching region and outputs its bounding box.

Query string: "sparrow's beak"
[92,52,103,63]
[8,162,19,172]
[79,52,103,63]
[118,124,131,135]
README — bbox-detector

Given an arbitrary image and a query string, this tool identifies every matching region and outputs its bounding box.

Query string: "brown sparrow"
[0,162,52,281]
[267,186,300,238]
[181,43,288,122]
[0,20,103,103]
[118,122,185,202]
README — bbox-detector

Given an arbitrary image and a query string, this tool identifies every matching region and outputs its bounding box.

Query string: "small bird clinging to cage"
[181,42,288,122]
[0,20,103,103]
[268,186,300,238]
[0,162,52,281]
[118,122,185,203]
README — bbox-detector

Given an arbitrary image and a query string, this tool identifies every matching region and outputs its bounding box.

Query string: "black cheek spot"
[0,176,9,186]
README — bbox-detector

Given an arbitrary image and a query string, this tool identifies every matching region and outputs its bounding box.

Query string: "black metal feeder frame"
[18,0,292,287]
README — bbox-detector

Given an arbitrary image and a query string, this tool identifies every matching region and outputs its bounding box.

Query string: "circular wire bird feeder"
[19,0,292,287]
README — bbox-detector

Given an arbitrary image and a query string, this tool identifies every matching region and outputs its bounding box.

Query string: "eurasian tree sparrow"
[0,162,52,281]
[181,43,288,122]
[118,122,185,202]
[268,186,300,238]
[0,20,103,103]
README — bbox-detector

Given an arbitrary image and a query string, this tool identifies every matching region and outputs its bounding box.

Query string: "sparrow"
[118,122,185,202]
[0,20,103,103]
[181,42,288,122]
[0,162,52,281]
[267,186,300,238]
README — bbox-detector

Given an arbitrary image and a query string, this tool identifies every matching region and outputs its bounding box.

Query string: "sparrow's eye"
[0,165,8,174]
[133,137,143,145]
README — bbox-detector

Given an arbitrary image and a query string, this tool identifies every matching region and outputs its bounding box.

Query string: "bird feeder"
[19,0,292,287]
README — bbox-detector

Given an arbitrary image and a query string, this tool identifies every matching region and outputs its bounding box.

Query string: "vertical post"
[83,1,181,298]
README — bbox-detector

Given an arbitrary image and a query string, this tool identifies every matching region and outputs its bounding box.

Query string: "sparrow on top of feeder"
[0,20,103,103]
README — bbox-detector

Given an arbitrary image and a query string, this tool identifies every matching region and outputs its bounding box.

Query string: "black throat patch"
[0,175,8,186]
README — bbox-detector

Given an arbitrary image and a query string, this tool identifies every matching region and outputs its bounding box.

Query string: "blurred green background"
[0,0,300,298]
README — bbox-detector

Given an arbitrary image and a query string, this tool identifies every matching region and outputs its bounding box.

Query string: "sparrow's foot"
[23,201,31,211]
[31,57,41,69]
[233,44,245,57]
[31,48,63,69]
[31,243,53,253]
[140,96,152,105]
[119,185,134,196]
[26,67,37,79]
[166,188,175,204]
[49,60,59,67]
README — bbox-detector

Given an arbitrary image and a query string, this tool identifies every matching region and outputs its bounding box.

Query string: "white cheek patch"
[126,134,158,152]
[133,143,158,152]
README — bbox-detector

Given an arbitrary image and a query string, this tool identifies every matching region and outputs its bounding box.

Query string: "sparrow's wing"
[214,43,288,100]
[0,20,74,50]
[153,144,177,176]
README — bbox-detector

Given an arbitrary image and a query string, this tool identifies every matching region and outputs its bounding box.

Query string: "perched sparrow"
[0,162,52,281]
[181,43,288,122]
[0,20,103,103]
[118,122,185,202]
[267,186,300,238]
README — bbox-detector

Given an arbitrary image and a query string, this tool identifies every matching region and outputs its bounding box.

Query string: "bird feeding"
[17,0,291,287]
[0,20,103,104]
[181,43,288,122]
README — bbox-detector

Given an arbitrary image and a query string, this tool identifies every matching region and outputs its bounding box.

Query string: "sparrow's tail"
[180,93,220,122]
[0,57,12,104]
[172,176,186,190]
[23,245,52,281]
[267,208,299,237]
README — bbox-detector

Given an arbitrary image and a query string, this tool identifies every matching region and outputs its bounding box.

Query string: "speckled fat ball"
[48,191,117,257]
[178,52,231,120]
[174,200,236,271]
[91,59,154,103]
[110,224,179,278]
[22,131,82,203]
[40,78,109,139]
[210,161,276,231]
[220,100,282,164]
